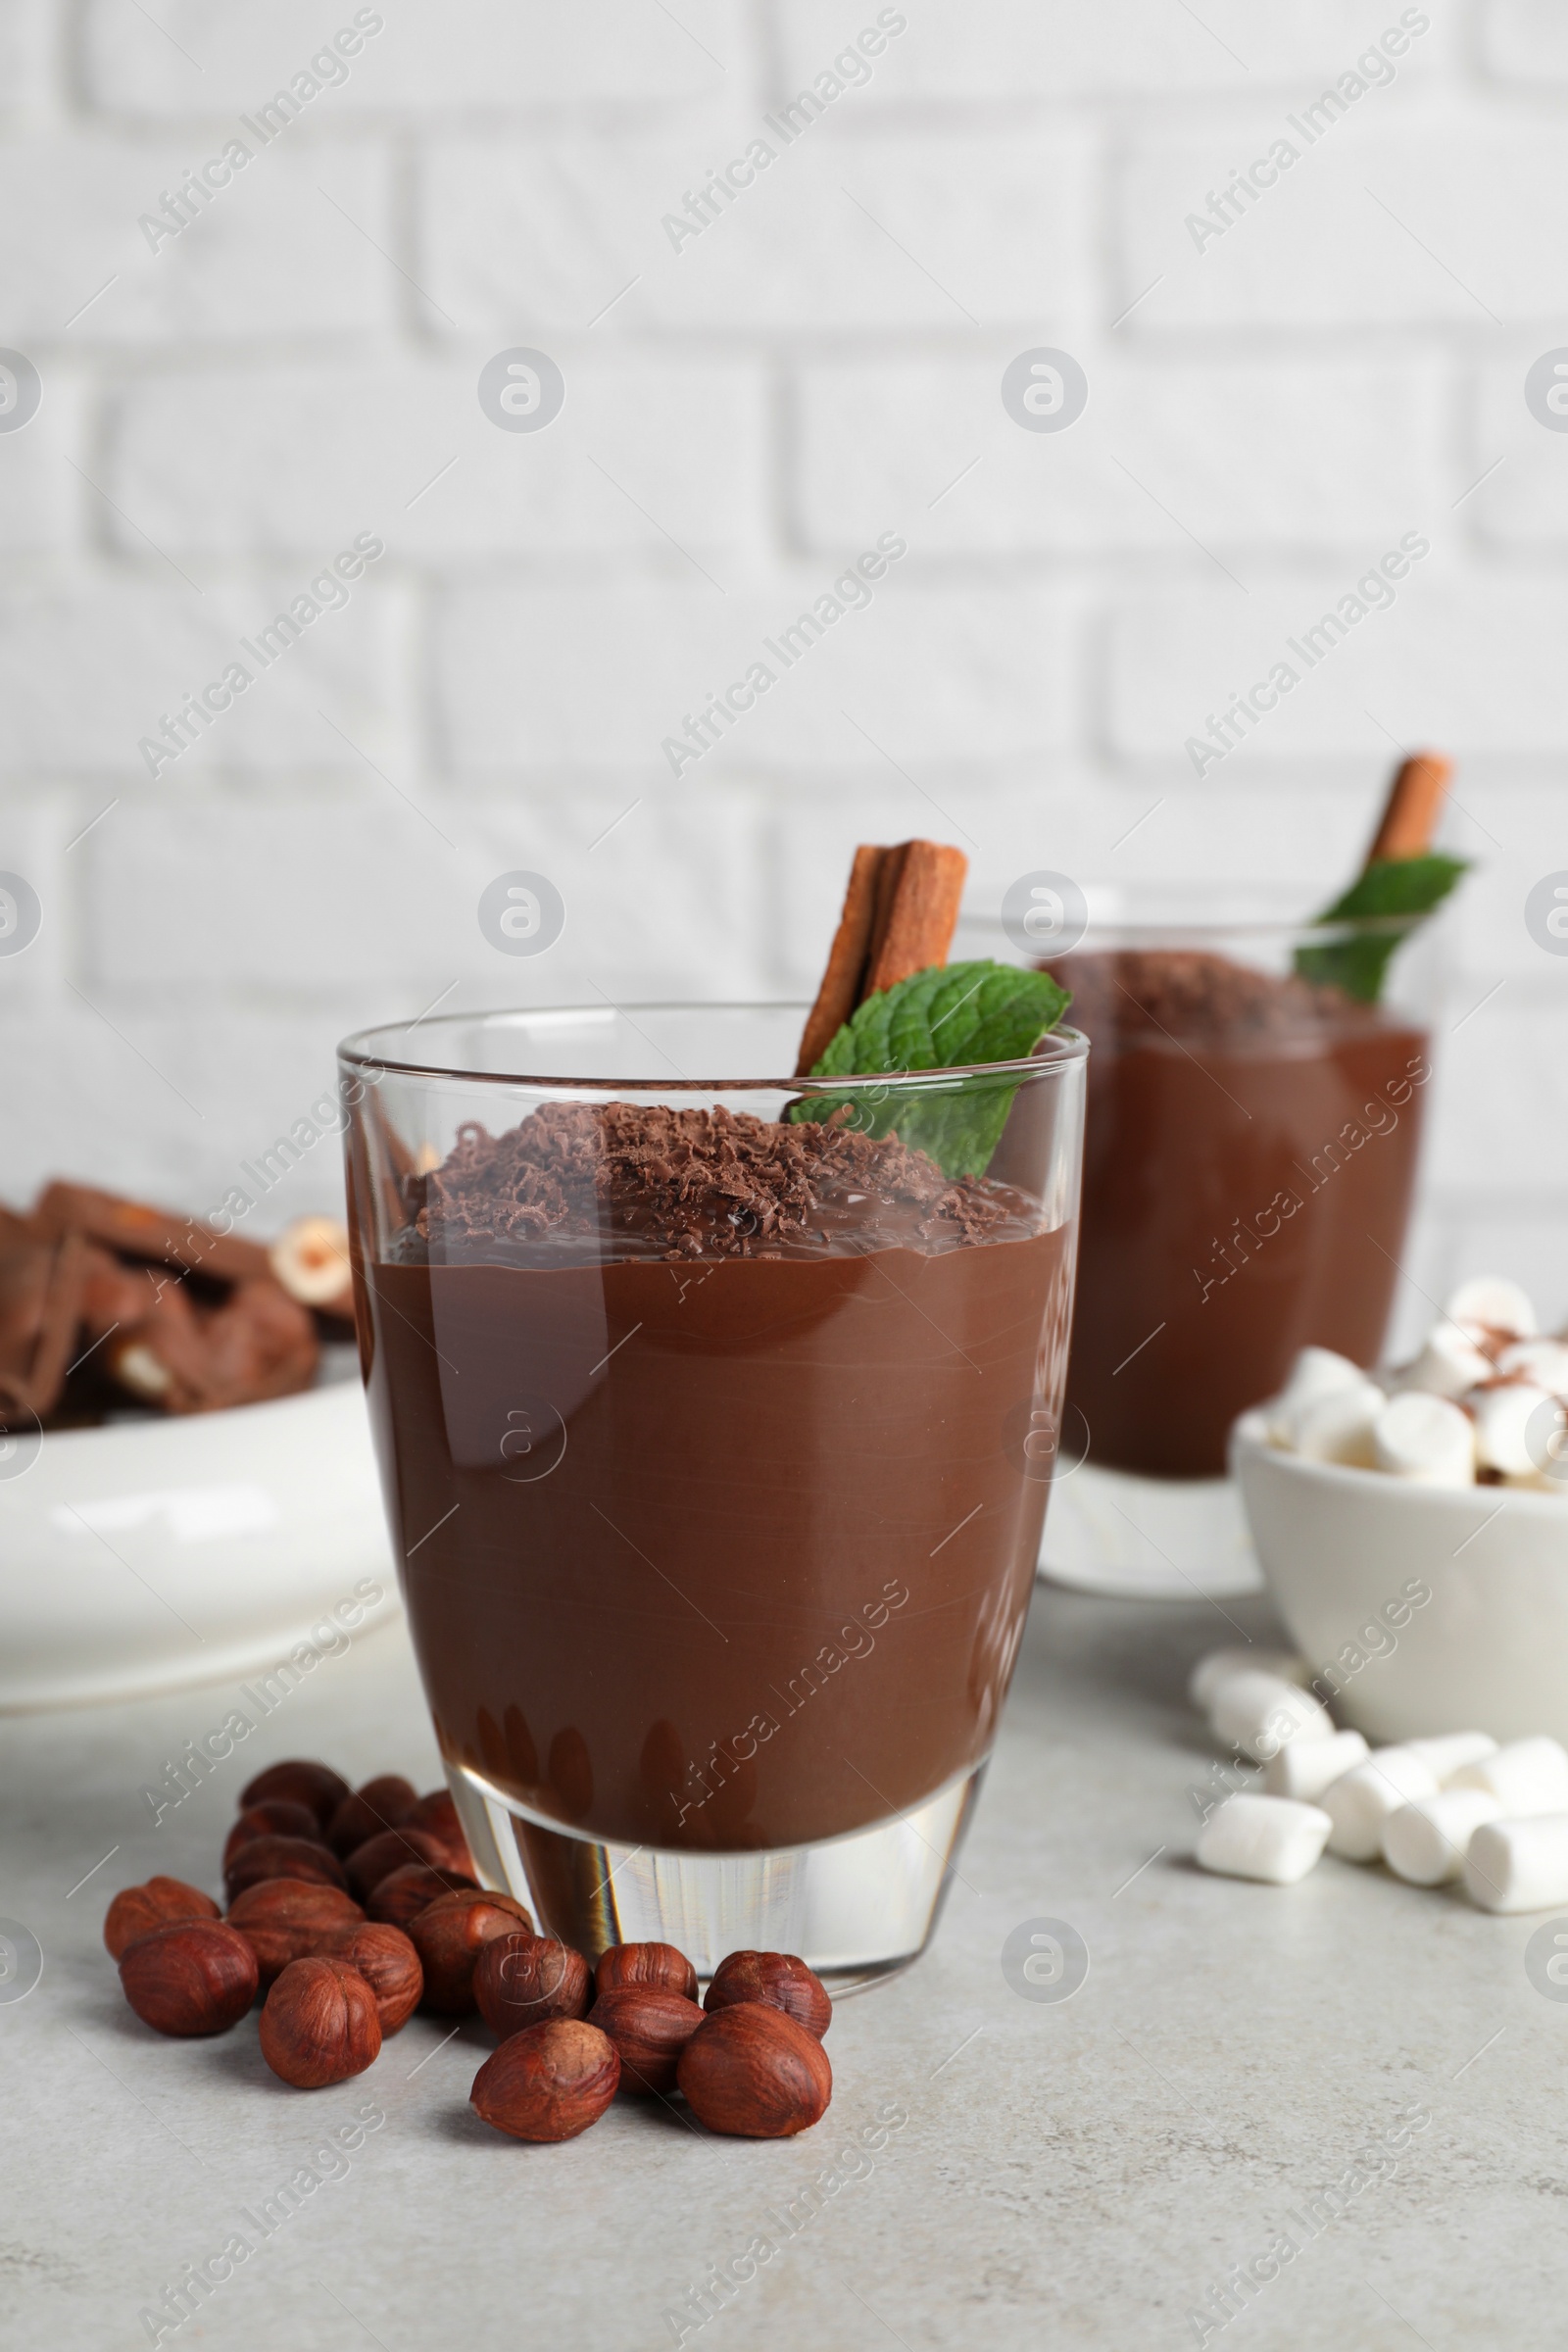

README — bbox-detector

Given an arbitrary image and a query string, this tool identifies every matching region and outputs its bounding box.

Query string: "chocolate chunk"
[31,1181,271,1286]
[0,1228,90,1418]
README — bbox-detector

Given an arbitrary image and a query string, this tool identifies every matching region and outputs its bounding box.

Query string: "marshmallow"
[1263,1727,1368,1801]
[1197,1793,1333,1886]
[1285,1381,1385,1466]
[1464,1813,1568,1914]
[1451,1736,1568,1817]
[1467,1383,1555,1478]
[1208,1671,1335,1764]
[1265,1347,1367,1443]
[1187,1646,1307,1714]
[1494,1339,1568,1393]
[1322,1749,1440,1860]
[1372,1392,1476,1487]
[1403,1731,1498,1785]
[1393,1323,1494,1401]
[1382,1789,1503,1886]
[1445,1277,1536,1340]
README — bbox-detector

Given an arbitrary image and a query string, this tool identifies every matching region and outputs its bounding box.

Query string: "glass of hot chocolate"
[962,893,1442,1595]
[338,1004,1086,1988]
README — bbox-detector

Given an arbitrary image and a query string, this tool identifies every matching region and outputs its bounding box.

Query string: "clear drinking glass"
[961,890,1441,1592]
[338,1004,1087,1989]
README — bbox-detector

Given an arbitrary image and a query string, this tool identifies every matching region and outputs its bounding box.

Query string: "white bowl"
[0,1378,398,1711]
[1232,1409,1568,1744]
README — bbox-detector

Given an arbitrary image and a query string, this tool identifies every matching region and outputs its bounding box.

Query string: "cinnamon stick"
[1364,753,1452,866]
[795,839,969,1074]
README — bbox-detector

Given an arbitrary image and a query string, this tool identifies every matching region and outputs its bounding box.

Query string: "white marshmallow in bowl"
[1287,1382,1386,1468]
[1263,1727,1368,1801]
[1393,1322,1494,1401]
[1322,1749,1440,1860]
[1372,1393,1476,1488]
[1208,1670,1334,1763]
[1451,1736,1568,1817]
[1382,1789,1502,1886]
[1446,1277,1536,1340]
[1403,1731,1497,1784]
[1463,1814,1568,1914]
[1265,1347,1367,1441]
[1467,1383,1556,1479]
[1197,1793,1333,1886]
[1494,1339,1568,1393]
[1187,1646,1307,1714]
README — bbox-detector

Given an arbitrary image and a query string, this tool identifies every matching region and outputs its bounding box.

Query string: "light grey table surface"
[3,1580,1561,2352]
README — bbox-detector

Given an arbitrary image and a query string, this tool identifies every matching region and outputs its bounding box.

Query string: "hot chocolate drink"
[1051,950,1428,1479]
[359,1102,1075,1854]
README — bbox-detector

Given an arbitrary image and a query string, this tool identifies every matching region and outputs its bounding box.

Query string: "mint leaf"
[792,960,1072,1178]
[1296,854,1468,1003]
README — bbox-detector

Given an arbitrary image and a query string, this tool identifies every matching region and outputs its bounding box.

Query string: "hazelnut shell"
[594,1940,699,2003]
[119,1920,259,2036]
[326,1775,417,1858]
[472,1933,592,2039]
[321,1923,423,2034]
[225,1878,364,1986]
[222,1801,323,1869]
[677,2002,832,2137]
[366,1863,478,1930]
[703,1949,832,2039]
[344,1826,450,1903]
[224,1835,349,1903]
[259,1955,382,2087]
[408,1891,536,2015]
[587,1985,705,2095]
[239,1759,351,1826]
[470,2020,619,2141]
[103,1876,220,1961]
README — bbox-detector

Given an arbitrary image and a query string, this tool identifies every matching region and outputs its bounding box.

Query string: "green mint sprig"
[790,959,1072,1178]
[1295,854,1468,1003]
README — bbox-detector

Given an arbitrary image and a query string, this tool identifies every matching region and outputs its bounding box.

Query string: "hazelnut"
[402,1787,474,1877]
[469,2020,619,2141]
[259,1956,381,2088]
[226,1878,364,1986]
[408,1891,536,2015]
[326,1775,417,1859]
[321,1923,423,2034]
[119,1920,259,2036]
[587,1985,705,2095]
[367,1863,478,1930]
[594,1940,699,2003]
[224,1835,350,1904]
[103,1876,220,1961]
[222,1801,323,1869]
[472,1933,592,2040]
[704,1949,832,2040]
[345,1825,449,1903]
[677,2002,832,2138]
[239,1759,351,1827]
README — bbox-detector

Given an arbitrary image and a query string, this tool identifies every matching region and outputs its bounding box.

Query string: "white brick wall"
[0,0,1563,1326]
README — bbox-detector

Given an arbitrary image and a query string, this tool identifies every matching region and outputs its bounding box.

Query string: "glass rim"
[337,1001,1091,1092]
[960,911,1428,947]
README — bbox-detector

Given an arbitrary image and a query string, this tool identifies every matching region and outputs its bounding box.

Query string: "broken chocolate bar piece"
[0,1227,91,1419]
[31,1181,271,1287]
[105,1275,318,1415]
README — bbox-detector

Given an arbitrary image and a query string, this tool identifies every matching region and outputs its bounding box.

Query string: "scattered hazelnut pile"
[105,1758,833,2141]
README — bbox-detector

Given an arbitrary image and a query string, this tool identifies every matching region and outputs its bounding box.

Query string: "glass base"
[447,1760,987,1989]
[1040,1457,1264,1599]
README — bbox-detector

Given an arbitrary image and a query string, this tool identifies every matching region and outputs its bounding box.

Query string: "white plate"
[0,1380,398,1711]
